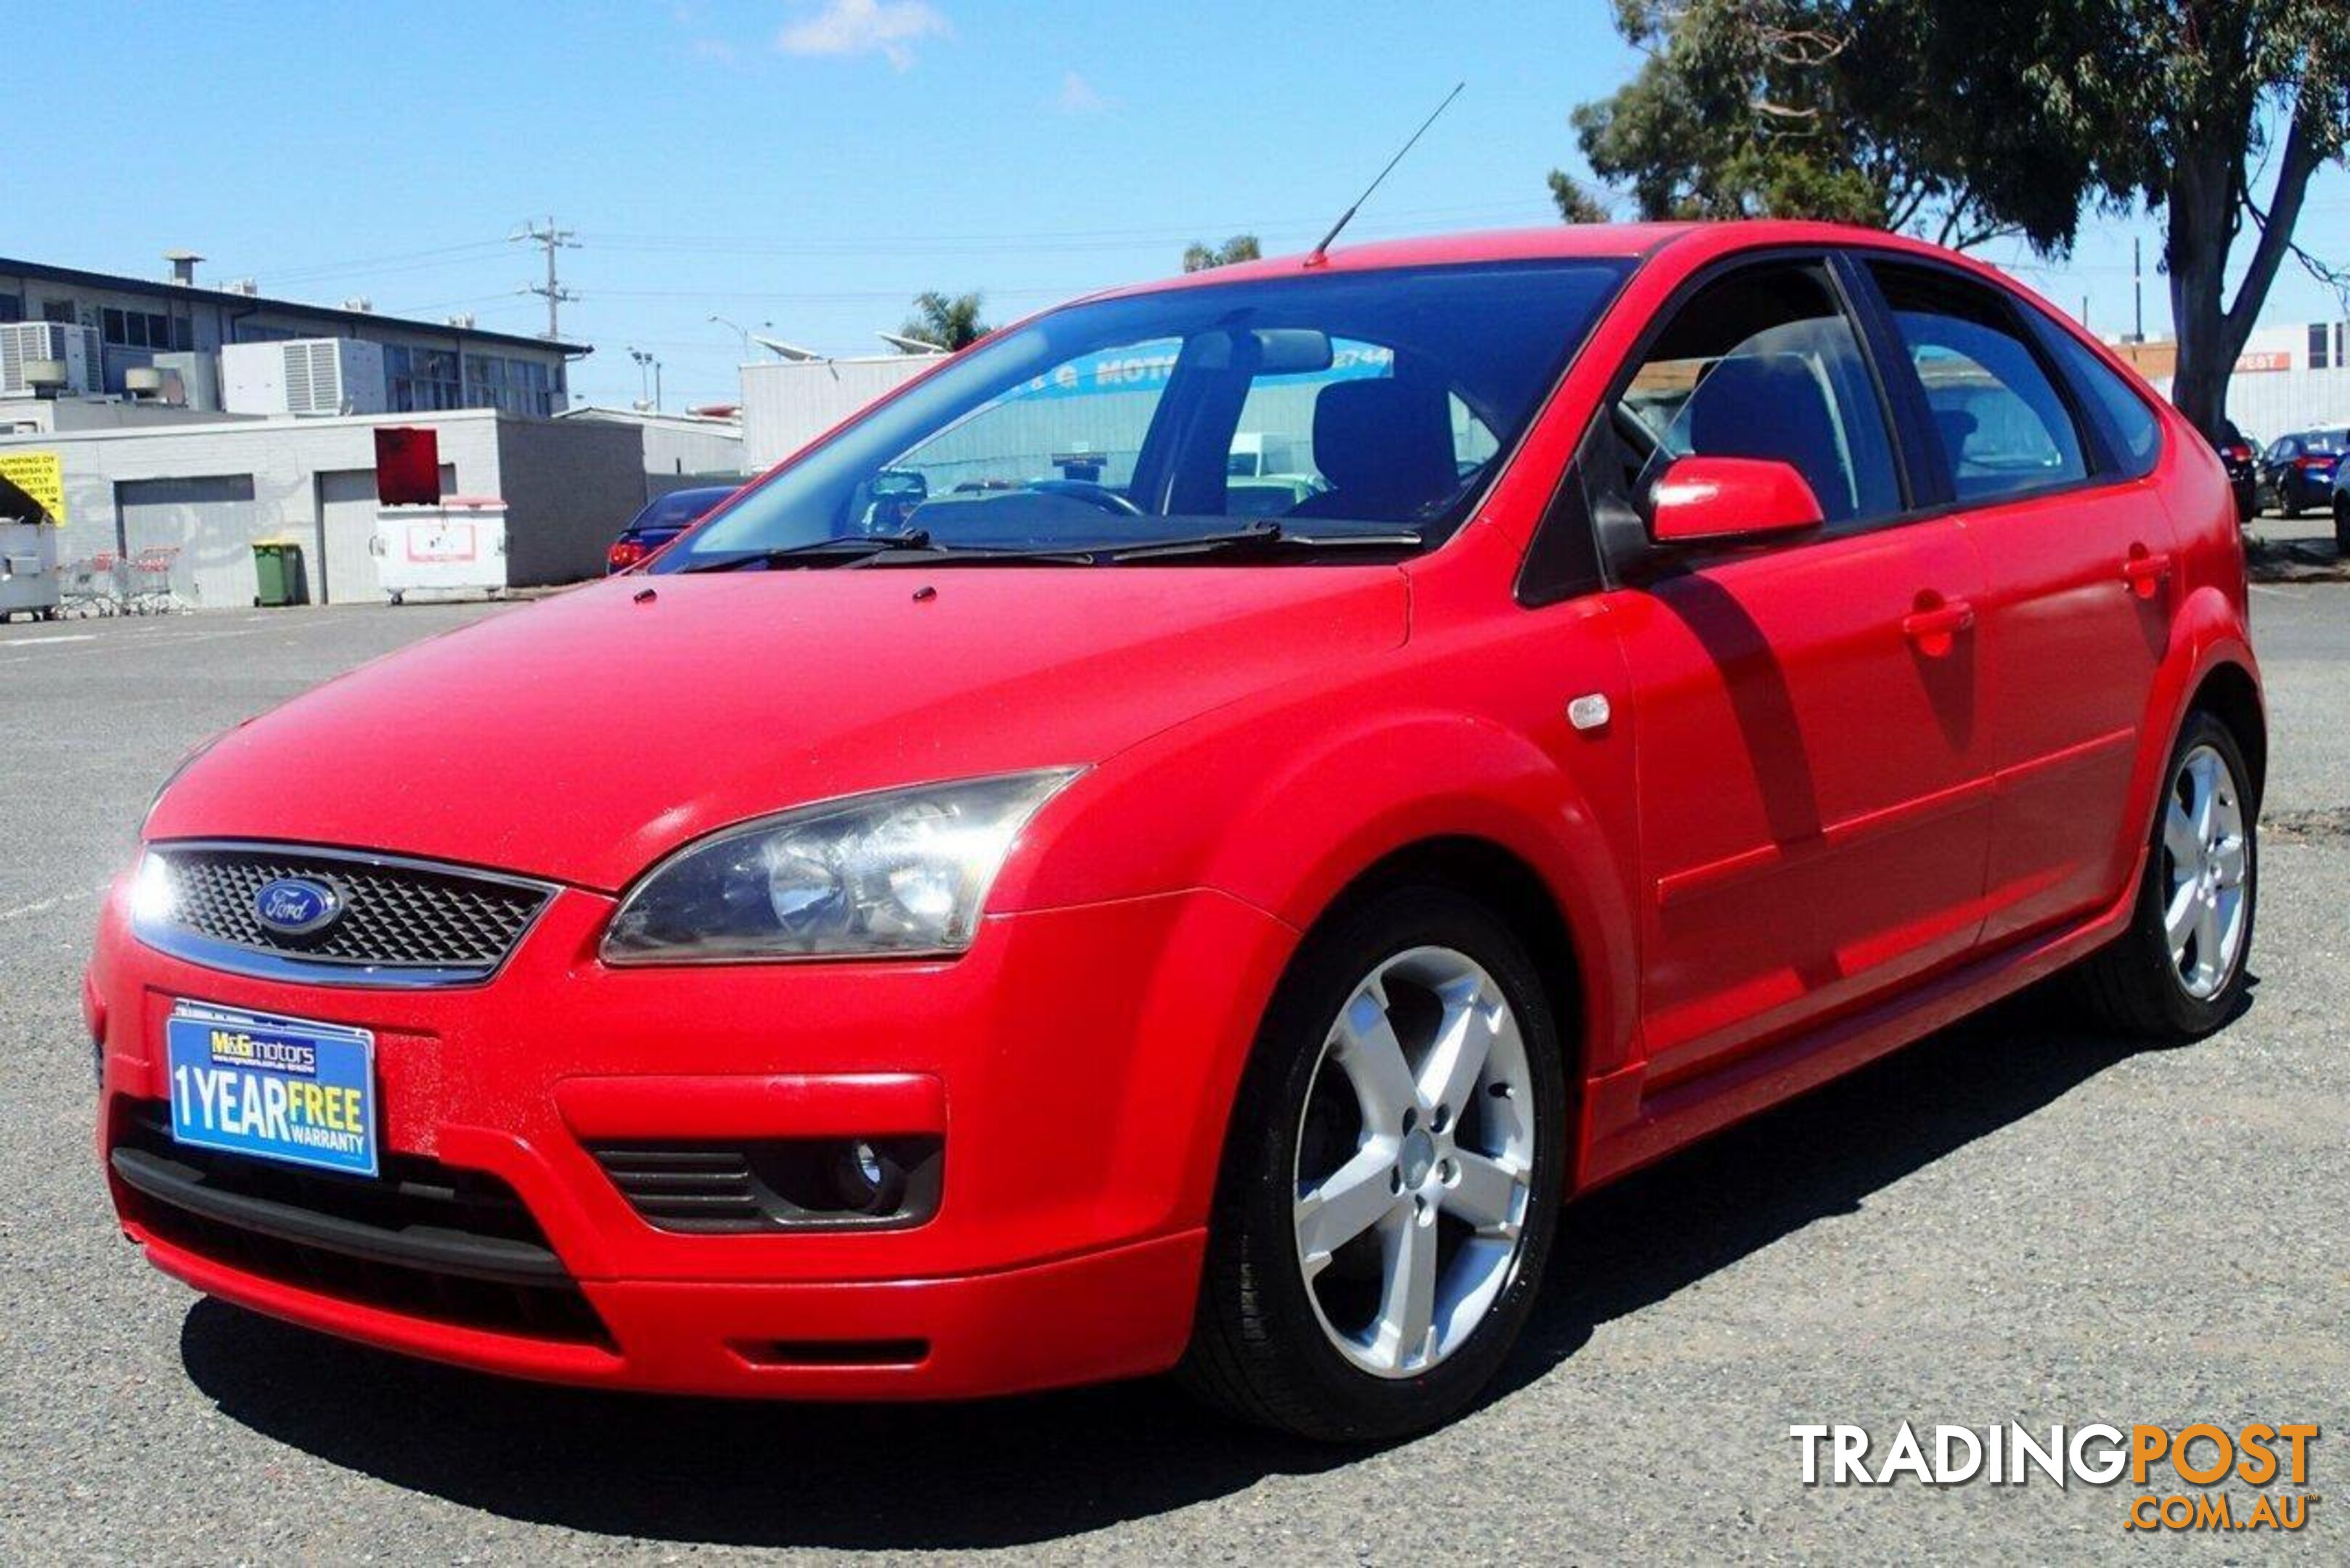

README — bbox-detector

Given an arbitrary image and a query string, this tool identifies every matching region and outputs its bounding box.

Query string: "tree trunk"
[2165,97,2326,440]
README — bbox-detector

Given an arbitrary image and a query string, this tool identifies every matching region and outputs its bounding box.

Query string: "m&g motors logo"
[1790,1422,2320,1533]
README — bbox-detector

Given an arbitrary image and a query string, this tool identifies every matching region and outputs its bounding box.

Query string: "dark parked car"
[2211,419,2257,523]
[2254,428,2347,518]
[605,485,738,573]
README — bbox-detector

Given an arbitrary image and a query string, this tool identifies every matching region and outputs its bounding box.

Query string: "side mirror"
[1648,455,1824,545]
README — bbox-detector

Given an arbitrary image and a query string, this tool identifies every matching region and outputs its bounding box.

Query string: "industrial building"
[742,354,934,469]
[0,409,650,605]
[0,249,748,608]
[0,251,577,414]
[2112,318,2350,441]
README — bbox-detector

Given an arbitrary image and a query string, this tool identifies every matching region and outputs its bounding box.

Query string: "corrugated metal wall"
[2200,367,2350,442]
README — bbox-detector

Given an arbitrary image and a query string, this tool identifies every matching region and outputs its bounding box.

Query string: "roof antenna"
[1307,82,1466,267]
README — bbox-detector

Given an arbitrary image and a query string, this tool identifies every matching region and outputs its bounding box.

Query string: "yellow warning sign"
[0,451,65,525]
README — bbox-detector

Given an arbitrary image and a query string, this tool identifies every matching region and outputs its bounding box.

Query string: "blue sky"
[25,1,2348,409]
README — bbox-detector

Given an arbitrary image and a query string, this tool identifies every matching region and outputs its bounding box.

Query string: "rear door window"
[1869,264,2089,503]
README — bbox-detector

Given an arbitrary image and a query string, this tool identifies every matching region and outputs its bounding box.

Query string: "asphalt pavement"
[1,589,2343,1563]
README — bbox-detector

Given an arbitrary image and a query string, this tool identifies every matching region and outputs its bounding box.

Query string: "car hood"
[148,568,1408,891]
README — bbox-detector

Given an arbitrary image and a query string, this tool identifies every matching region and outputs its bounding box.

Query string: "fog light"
[852,1140,884,1188]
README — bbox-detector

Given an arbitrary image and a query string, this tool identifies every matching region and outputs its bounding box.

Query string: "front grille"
[147,842,552,976]
[112,1101,609,1345]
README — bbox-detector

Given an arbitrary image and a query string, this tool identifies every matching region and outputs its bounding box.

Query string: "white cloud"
[778,0,950,70]
[1053,70,1112,115]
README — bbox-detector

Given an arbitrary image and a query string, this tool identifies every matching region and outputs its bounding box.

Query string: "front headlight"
[600,769,1080,964]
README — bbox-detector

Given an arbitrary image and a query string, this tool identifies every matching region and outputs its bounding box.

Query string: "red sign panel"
[374,427,443,506]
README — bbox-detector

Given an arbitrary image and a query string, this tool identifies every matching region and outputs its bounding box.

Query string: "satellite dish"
[876,331,949,356]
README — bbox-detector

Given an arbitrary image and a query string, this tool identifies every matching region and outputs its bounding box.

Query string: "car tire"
[2334,497,2349,558]
[2075,711,2257,1039]
[1182,884,1567,1442]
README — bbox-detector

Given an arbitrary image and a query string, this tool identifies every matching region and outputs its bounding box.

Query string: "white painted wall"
[0,412,505,606]
[742,356,933,469]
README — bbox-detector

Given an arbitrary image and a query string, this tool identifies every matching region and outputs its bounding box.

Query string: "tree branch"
[2224,92,2325,343]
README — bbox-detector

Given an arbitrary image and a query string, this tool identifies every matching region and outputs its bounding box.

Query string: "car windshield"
[659,260,1631,570]
[634,489,735,528]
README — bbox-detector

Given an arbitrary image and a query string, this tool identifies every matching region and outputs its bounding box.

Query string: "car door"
[1860,259,2174,943]
[2260,436,2298,510]
[1592,257,1994,1085]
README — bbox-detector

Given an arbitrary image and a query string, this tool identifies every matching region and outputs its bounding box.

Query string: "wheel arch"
[1307,834,1586,1085]
[2188,658,2267,809]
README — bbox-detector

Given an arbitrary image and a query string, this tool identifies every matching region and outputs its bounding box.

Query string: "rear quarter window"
[2042,329,2163,479]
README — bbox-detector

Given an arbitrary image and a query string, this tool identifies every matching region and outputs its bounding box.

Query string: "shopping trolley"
[60,553,123,616]
[123,547,184,614]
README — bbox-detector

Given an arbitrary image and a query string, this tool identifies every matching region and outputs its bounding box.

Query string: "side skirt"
[1574,846,2147,1193]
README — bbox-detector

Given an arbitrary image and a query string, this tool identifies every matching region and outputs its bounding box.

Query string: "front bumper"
[90,874,1295,1397]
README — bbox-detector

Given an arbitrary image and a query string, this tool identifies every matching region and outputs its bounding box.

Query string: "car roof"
[1076,220,1985,303]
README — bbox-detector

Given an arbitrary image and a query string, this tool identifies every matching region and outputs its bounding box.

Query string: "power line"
[252,238,513,286]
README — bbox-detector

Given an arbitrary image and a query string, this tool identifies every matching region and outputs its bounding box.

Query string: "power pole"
[2131,236,2144,344]
[511,217,579,340]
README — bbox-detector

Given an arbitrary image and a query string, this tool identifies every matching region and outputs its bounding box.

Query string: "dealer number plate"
[166,1003,379,1178]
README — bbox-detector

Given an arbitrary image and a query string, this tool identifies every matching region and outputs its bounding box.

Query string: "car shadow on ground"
[180,977,2249,1551]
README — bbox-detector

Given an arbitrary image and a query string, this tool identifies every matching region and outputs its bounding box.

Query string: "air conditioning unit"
[221,338,388,417]
[152,351,220,412]
[0,321,102,396]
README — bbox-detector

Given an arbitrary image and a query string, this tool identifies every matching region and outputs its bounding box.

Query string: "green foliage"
[1547,170,1612,224]
[899,291,990,351]
[1562,0,2350,430]
[1568,0,2002,242]
[1183,235,1263,271]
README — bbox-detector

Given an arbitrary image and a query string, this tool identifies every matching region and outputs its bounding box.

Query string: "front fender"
[1013,694,1641,1082]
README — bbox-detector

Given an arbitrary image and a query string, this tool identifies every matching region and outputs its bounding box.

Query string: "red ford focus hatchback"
[91,222,2261,1441]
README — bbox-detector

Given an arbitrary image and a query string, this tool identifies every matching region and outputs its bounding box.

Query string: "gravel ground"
[0,592,2342,1564]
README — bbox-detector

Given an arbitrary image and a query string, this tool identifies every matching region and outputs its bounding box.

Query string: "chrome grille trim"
[135,840,558,988]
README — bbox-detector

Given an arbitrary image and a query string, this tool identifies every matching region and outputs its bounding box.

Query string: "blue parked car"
[605,485,739,573]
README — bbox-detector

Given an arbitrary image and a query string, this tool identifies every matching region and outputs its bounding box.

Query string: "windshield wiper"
[1108,520,1423,563]
[674,531,937,573]
[846,541,1103,568]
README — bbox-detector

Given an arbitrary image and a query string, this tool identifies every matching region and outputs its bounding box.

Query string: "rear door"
[1596,257,1994,1083]
[1857,259,2173,942]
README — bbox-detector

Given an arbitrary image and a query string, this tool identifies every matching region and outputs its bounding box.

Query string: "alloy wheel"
[2160,743,2251,1000]
[1292,945,1536,1378]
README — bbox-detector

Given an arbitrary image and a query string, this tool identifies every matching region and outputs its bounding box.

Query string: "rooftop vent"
[341,297,374,314]
[446,312,477,329]
[222,278,258,297]
[163,249,203,287]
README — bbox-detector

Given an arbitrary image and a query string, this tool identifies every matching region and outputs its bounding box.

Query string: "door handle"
[1901,597,1975,656]
[2121,544,2173,600]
